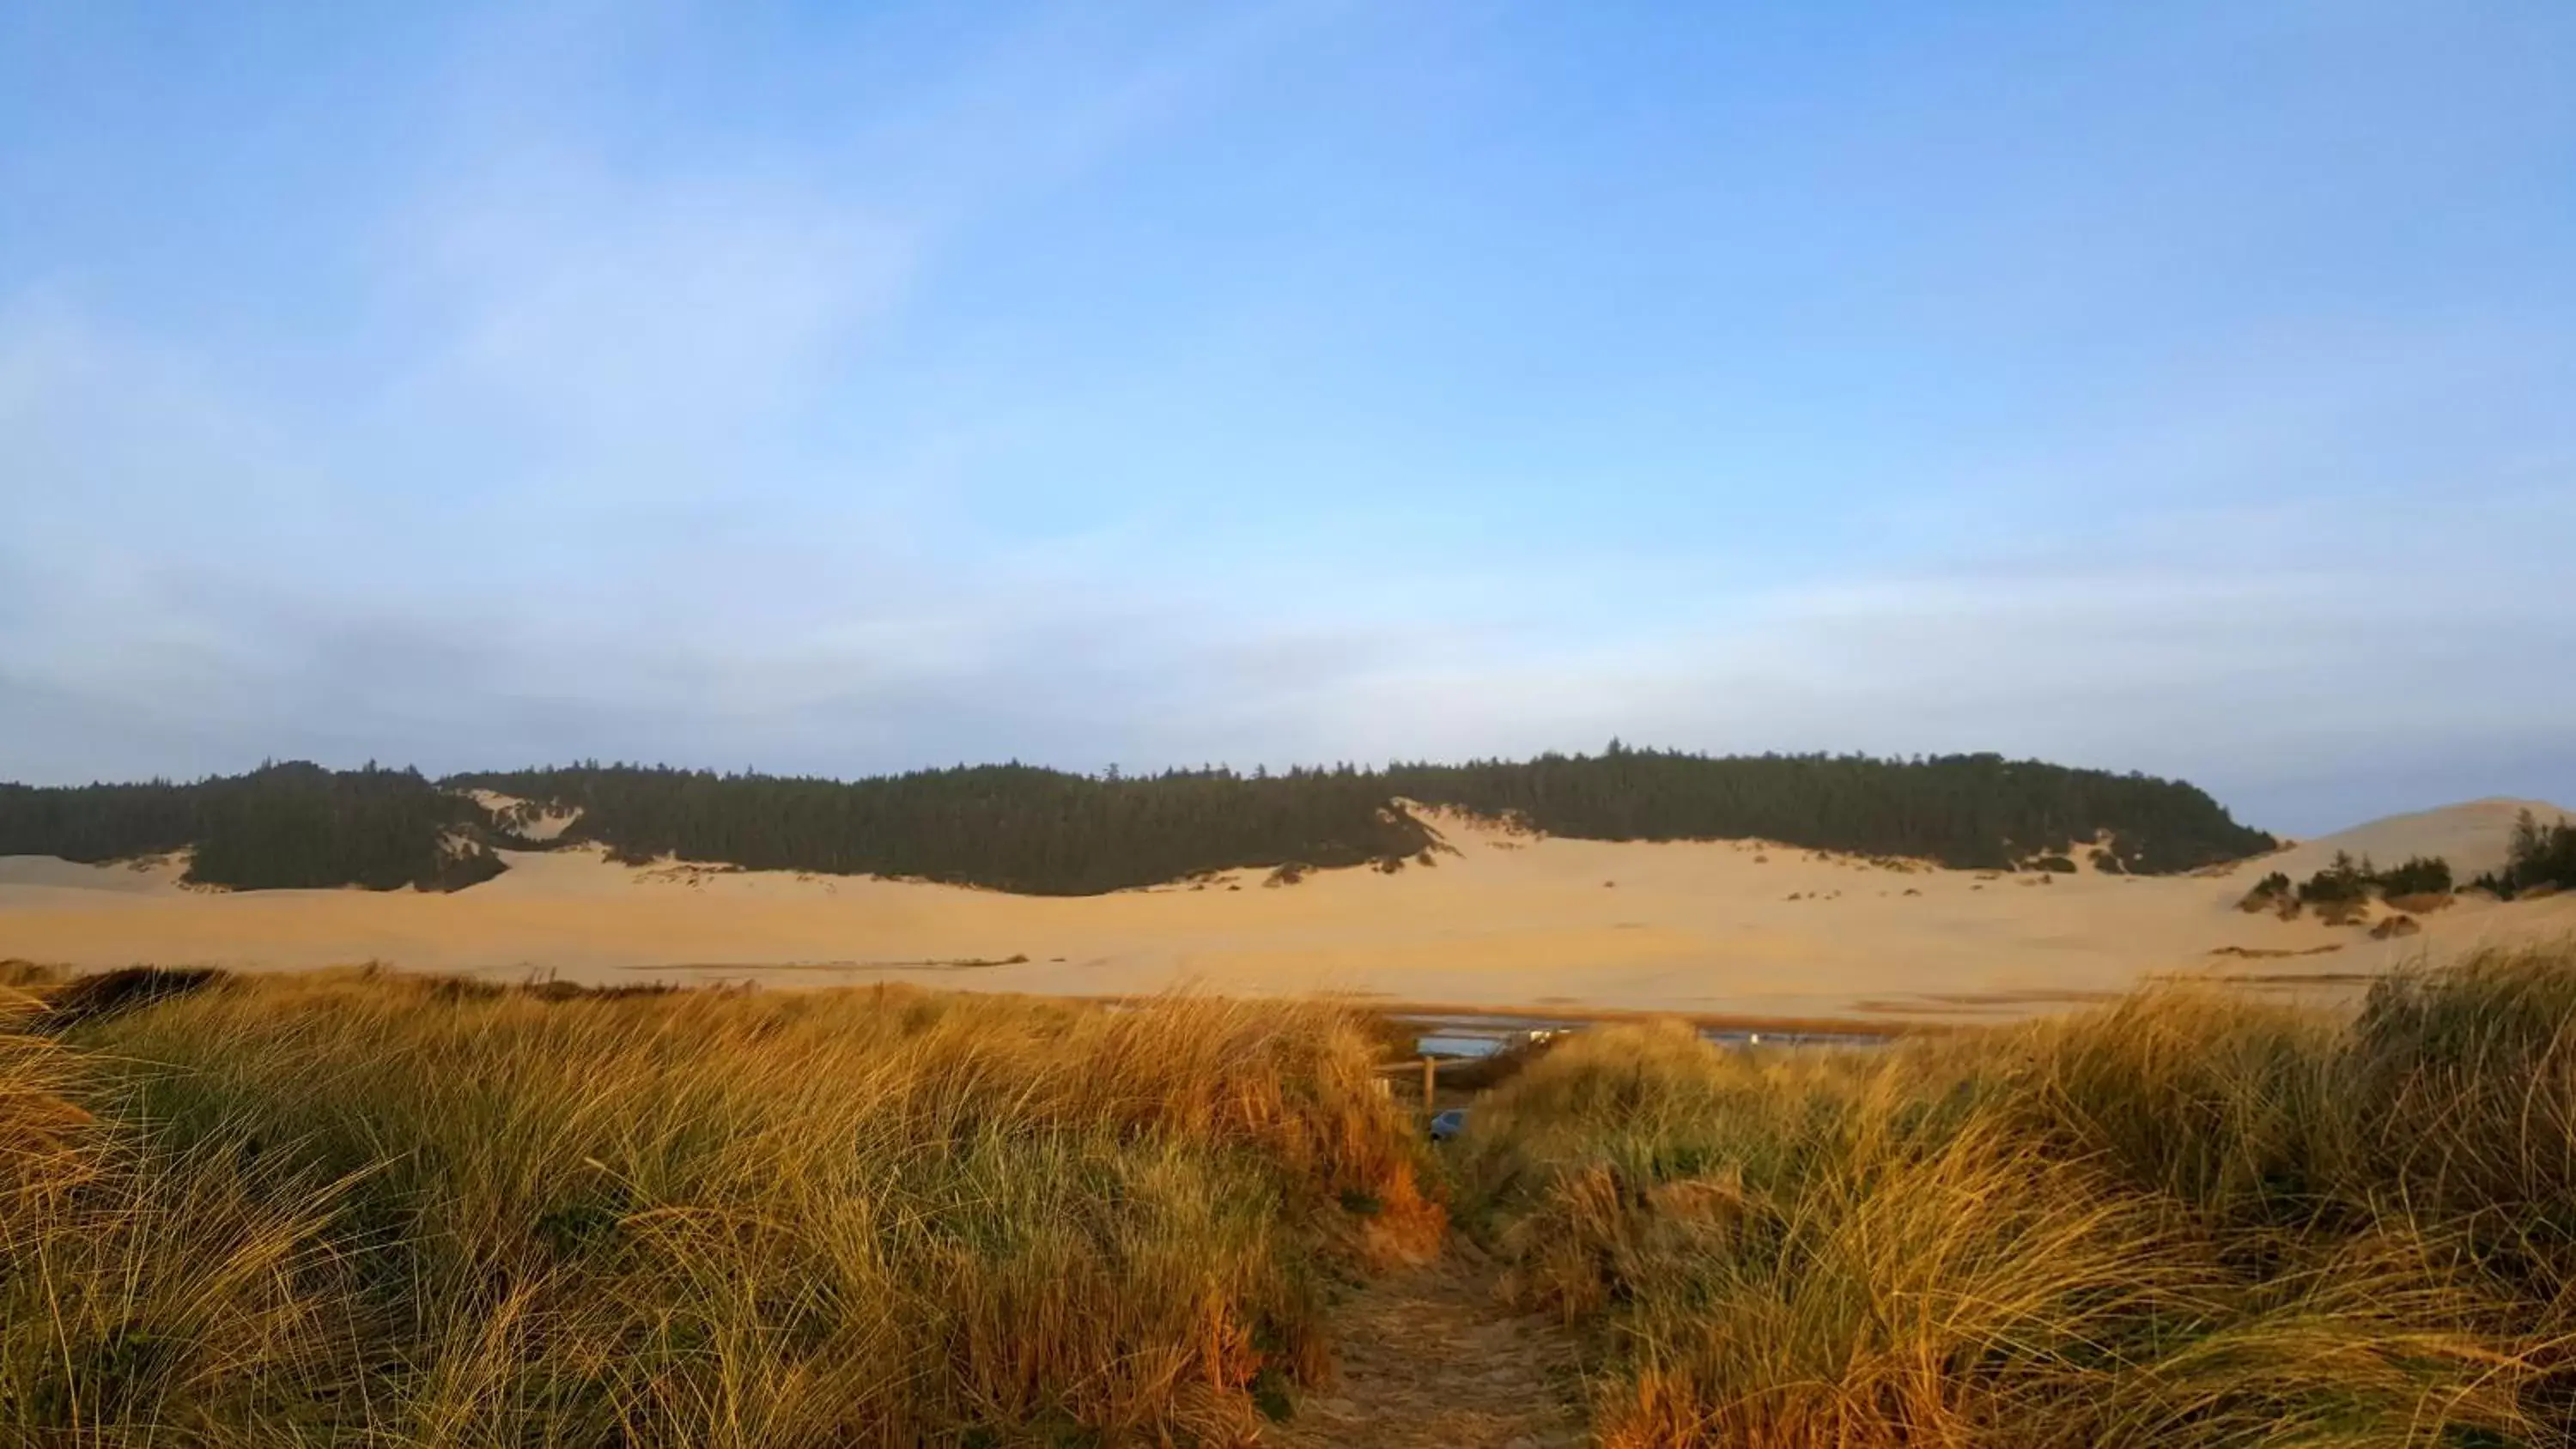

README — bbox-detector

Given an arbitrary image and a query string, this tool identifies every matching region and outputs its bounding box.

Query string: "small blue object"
[1428,1108,1467,1142]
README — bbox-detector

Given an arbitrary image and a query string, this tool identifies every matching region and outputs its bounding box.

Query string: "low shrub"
[2239,870,2294,913]
[2373,855,2453,898]
[2297,852,2374,905]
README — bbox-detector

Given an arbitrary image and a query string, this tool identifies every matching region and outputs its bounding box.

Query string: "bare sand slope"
[0,852,190,895]
[4,803,2571,1024]
[2255,797,2569,884]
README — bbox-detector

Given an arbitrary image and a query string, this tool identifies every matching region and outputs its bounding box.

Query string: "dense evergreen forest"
[459,767,1432,890]
[453,763,1429,894]
[0,762,502,891]
[1378,746,2272,875]
[0,748,2275,894]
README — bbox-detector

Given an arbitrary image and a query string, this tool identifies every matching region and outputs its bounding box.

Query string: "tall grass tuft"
[3,970,1435,1446]
[1459,944,2576,1446]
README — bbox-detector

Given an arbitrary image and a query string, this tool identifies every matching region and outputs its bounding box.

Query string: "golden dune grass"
[1455,943,2576,1447]
[16,941,2576,1445]
[1,969,1436,1446]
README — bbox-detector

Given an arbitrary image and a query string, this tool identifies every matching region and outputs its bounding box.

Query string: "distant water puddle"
[1393,1013,1886,1059]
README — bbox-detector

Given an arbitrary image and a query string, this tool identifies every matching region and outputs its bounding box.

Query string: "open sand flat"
[5,803,2573,1024]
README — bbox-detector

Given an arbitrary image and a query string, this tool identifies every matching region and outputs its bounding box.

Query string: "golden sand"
[4,803,2570,1024]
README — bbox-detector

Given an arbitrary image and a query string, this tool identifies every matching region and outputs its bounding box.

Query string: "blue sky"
[3,1,2571,833]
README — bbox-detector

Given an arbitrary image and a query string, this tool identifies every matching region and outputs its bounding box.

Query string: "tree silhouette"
[2,747,2277,895]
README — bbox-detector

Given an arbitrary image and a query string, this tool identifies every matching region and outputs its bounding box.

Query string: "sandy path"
[1271,1251,1587,1448]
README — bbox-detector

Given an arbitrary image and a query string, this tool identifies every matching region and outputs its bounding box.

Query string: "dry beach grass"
[1455,942,2576,1447]
[13,939,2576,1445]
[1,968,1436,1446]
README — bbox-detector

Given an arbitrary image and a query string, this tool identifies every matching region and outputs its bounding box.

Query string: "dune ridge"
[7,799,2573,1023]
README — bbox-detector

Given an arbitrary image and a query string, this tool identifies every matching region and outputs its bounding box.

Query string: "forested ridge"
[0,762,502,892]
[2,747,2275,894]
[453,762,1427,895]
[1381,745,2270,874]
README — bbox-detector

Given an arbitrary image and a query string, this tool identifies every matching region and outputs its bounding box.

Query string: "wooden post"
[1421,1054,1437,1111]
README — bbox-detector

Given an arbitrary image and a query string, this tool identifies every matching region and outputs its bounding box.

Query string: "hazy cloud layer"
[3,1,2572,835]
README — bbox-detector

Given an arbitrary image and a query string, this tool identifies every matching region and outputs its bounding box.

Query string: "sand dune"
[0,852,193,896]
[465,789,584,843]
[4,803,2572,1024]
[2248,797,2569,884]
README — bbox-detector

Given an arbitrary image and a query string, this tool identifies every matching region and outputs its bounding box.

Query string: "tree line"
[0,762,502,892]
[2,747,2278,894]
[452,762,1430,895]
[1379,744,2274,875]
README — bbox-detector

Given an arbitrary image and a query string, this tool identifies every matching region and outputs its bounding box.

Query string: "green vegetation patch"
[2474,810,2576,899]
